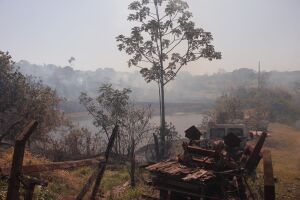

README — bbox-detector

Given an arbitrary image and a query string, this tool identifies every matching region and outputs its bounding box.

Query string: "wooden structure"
[146,129,275,200]
[2,121,118,200]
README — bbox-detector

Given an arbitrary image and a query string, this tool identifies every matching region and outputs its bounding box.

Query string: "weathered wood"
[20,176,48,200]
[75,166,102,200]
[263,150,275,200]
[185,126,201,141]
[245,131,267,173]
[1,158,101,176]
[76,125,119,200]
[159,189,169,200]
[187,145,216,157]
[24,182,35,200]
[6,121,38,200]
[90,125,119,200]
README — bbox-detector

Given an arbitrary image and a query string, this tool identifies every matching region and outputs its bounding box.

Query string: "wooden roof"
[146,160,215,183]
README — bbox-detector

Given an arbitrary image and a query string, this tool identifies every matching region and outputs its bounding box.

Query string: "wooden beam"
[6,121,38,200]
[245,132,267,173]
[1,158,101,176]
[76,125,119,200]
[263,150,275,200]
[187,145,216,157]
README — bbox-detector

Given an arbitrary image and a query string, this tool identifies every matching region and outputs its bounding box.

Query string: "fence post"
[6,121,38,200]
[76,125,119,200]
[263,150,275,200]
[90,125,119,200]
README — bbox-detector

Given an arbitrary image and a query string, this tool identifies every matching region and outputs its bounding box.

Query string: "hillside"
[17,60,300,103]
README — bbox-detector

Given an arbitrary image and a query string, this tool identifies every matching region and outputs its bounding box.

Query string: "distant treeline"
[17,60,300,104]
[60,101,213,114]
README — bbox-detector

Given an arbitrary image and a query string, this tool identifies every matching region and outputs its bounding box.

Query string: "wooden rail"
[1,158,101,176]
[3,121,120,200]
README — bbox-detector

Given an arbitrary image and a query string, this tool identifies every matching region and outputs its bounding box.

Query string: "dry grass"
[257,123,300,199]
[0,148,94,199]
[0,148,135,199]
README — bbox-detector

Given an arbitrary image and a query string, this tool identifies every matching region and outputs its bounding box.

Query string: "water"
[68,112,204,138]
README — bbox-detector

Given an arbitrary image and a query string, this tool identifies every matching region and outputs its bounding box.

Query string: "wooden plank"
[1,158,101,176]
[90,125,119,200]
[245,131,267,173]
[187,146,216,157]
[263,150,275,200]
[6,121,38,200]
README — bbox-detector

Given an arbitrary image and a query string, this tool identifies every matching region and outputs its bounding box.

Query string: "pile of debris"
[146,126,274,200]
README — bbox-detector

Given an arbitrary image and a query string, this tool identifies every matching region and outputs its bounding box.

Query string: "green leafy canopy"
[116,0,221,85]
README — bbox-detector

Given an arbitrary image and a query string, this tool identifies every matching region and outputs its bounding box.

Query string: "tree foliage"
[0,51,63,143]
[116,0,221,84]
[215,86,300,124]
[117,0,221,159]
[79,84,132,140]
[214,94,243,123]
[79,84,153,156]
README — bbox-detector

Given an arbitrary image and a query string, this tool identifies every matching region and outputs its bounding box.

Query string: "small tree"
[79,84,131,155]
[117,0,221,158]
[80,84,153,187]
[123,104,152,187]
[214,94,243,123]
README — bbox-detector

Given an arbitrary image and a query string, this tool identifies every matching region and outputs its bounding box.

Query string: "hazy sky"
[0,0,299,74]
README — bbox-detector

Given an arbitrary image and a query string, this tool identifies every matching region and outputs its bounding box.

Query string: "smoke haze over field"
[18,60,300,103]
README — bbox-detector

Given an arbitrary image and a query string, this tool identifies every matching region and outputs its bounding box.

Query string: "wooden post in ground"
[20,175,48,200]
[76,125,119,200]
[263,150,275,200]
[245,131,267,173]
[90,125,119,200]
[6,121,38,200]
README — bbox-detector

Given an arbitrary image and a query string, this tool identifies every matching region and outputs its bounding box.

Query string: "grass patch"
[114,186,144,200]
[0,179,7,200]
[101,167,130,192]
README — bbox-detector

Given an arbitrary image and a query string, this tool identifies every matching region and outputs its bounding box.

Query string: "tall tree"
[116,0,221,158]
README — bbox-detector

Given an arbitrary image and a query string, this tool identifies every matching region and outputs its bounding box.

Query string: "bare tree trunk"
[86,134,91,156]
[153,0,166,160]
[153,133,160,162]
[130,138,135,188]
[159,74,166,159]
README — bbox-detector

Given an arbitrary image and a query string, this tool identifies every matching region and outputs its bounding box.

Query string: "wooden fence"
[2,121,119,200]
